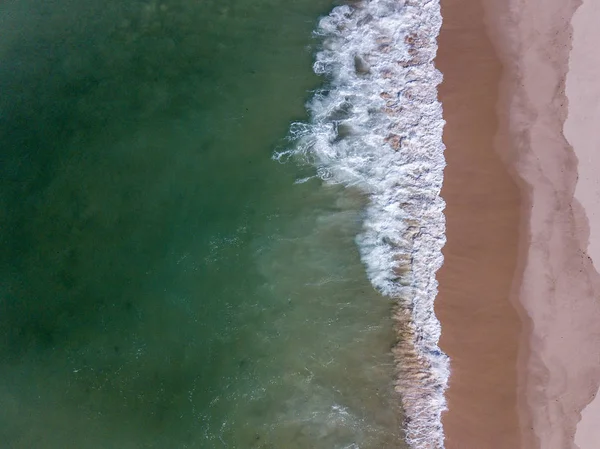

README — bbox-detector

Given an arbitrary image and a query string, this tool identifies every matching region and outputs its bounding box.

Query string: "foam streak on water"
[277,0,449,447]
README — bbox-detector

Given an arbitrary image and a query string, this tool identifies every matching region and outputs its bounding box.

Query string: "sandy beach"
[437,0,600,446]
[435,0,522,446]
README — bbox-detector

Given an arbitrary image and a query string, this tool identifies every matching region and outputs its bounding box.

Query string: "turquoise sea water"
[0,0,405,447]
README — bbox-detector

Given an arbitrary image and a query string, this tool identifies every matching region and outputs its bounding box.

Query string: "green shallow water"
[0,0,405,447]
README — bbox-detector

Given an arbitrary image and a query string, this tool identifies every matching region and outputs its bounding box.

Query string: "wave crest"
[278,0,449,447]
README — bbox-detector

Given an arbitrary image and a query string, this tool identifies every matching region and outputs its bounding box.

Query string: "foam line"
[277,1,449,447]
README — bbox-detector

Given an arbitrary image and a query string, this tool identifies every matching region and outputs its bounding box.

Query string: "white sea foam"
[276,0,449,447]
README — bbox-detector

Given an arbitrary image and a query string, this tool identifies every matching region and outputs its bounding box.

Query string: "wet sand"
[436,0,600,446]
[434,0,523,446]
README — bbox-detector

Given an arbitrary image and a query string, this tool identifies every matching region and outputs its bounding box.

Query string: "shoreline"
[434,0,523,446]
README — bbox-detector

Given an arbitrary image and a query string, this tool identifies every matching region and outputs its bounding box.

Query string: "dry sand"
[482,0,600,445]
[564,0,600,447]
[437,0,600,446]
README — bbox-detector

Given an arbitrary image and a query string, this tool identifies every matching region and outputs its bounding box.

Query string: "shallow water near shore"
[0,0,404,447]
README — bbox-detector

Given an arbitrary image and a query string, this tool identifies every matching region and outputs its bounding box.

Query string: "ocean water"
[0,0,409,448]
[280,0,449,446]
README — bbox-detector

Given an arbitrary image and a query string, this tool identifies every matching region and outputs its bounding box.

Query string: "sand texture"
[480,0,600,446]
[435,0,523,446]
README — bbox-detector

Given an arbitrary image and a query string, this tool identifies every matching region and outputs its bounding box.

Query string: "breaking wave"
[275,0,449,447]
